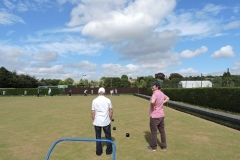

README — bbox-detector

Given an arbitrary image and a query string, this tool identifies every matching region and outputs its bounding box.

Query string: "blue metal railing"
[45,138,116,160]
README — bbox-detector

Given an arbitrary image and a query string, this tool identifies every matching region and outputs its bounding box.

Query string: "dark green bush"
[160,88,240,113]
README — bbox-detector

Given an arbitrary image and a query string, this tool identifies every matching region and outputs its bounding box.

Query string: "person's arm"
[109,108,113,121]
[150,98,156,110]
[91,110,95,121]
[163,96,170,104]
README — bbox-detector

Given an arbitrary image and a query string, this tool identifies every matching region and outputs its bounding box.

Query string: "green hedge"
[0,88,65,96]
[159,88,240,113]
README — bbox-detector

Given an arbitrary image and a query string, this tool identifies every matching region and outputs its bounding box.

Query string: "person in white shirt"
[91,87,113,156]
[48,88,51,96]
[84,89,88,96]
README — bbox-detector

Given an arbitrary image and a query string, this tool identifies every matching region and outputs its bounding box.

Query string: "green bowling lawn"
[0,95,240,160]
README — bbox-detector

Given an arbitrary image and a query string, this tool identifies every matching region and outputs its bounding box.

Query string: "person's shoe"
[162,148,167,151]
[96,152,102,156]
[147,146,156,151]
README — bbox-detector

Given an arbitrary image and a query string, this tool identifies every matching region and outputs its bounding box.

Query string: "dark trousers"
[150,117,167,149]
[94,124,112,155]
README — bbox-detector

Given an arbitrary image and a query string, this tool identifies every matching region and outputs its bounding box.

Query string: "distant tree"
[169,78,181,88]
[58,80,67,85]
[99,81,103,87]
[143,76,157,88]
[121,75,128,81]
[120,79,131,88]
[222,71,232,86]
[104,77,112,87]
[0,67,38,88]
[133,76,156,88]
[18,74,38,88]
[45,79,53,85]
[120,75,130,87]
[100,77,106,82]
[50,79,61,86]
[78,78,89,87]
[155,72,165,80]
[134,79,147,88]
[0,67,13,88]
[10,70,18,87]
[39,78,60,86]
[231,75,240,87]
[65,78,74,85]
[78,79,84,87]
[169,73,183,80]
[39,78,47,86]
[206,75,214,79]
[138,76,144,81]
[140,79,147,88]
[162,79,170,88]
[212,76,222,87]
[112,77,121,87]
[84,79,89,86]
[99,77,106,87]
[90,80,98,87]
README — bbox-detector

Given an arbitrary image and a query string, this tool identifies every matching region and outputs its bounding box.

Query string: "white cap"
[98,87,105,93]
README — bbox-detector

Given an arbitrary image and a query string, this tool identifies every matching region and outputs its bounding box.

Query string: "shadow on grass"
[144,131,161,147]
[99,137,115,147]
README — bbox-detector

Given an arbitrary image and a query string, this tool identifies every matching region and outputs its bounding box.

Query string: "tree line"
[156,72,240,88]
[1,66,240,88]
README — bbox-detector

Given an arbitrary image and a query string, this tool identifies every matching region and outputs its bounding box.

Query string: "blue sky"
[0,0,239,81]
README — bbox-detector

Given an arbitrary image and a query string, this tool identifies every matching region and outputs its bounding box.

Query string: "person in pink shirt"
[148,81,169,151]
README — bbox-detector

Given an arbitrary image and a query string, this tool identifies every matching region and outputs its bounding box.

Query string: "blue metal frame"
[45,138,117,160]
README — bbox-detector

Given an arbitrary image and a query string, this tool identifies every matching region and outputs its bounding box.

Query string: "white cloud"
[17,1,30,12]
[223,20,240,30]
[180,46,208,58]
[2,0,53,12]
[32,51,59,61]
[0,49,28,71]
[0,49,27,57]
[202,3,225,16]
[0,9,25,25]
[157,12,215,38]
[30,62,51,68]
[18,65,67,79]
[210,45,235,58]
[6,30,14,35]
[232,60,240,75]
[2,0,15,10]
[101,63,142,78]
[116,30,180,57]
[179,68,199,76]
[67,0,176,42]
[36,26,83,35]
[156,3,234,39]
[233,6,239,13]
[65,61,97,71]
[12,35,104,56]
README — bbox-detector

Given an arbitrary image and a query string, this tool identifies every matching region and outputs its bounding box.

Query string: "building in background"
[178,81,212,88]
